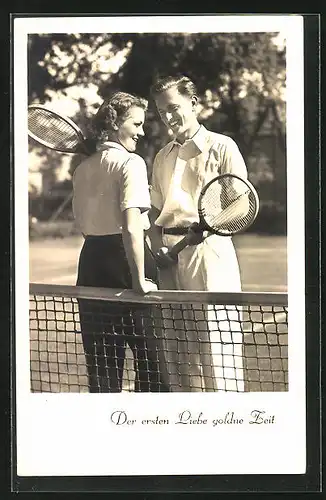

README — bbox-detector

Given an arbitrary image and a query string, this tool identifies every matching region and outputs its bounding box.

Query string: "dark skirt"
[77,234,158,288]
[76,234,166,393]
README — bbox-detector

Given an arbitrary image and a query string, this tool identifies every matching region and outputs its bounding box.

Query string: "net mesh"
[29,284,288,393]
[200,175,258,235]
[28,108,81,150]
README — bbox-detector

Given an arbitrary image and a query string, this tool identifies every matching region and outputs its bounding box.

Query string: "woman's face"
[116,106,145,152]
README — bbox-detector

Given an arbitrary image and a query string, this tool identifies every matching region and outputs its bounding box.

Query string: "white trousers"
[157,234,244,392]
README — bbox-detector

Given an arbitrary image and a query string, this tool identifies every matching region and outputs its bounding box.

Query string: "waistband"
[85,234,122,240]
[162,227,189,235]
[85,234,150,242]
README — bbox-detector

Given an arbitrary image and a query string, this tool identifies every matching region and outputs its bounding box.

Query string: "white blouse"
[73,141,151,235]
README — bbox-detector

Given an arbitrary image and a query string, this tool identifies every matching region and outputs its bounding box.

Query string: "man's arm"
[148,152,165,254]
[147,206,163,254]
[221,137,250,218]
[221,136,248,179]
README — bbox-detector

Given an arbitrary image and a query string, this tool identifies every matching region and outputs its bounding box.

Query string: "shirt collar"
[97,141,127,152]
[188,124,208,153]
[167,125,208,154]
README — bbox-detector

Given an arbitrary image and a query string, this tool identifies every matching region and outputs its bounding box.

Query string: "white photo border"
[14,15,306,478]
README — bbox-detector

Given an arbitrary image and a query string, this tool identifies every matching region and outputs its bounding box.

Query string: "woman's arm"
[121,207,157,294]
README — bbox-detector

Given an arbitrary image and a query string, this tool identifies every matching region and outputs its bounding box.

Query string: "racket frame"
[197,173,260,237]
[165,173,260,263]
[28,104,89,154]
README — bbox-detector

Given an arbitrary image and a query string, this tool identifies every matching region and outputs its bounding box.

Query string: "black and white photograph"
[14,14,306,479]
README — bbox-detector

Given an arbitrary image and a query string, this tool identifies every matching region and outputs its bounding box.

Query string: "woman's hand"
[134,278,158,294]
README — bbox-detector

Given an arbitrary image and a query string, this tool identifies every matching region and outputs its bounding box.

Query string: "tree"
[28,32,286,232]
[29,32,285,160]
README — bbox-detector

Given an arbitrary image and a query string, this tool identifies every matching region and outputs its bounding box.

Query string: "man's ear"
[191,95,198,108]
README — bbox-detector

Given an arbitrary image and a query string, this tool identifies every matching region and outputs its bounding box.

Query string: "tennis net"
[29,283,288,393]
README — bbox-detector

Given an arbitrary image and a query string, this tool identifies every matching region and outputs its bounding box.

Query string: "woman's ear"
[112,123,119,131]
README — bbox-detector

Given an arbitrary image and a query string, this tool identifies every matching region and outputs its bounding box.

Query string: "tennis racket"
[28,104,94,155]
[156,173,259,266]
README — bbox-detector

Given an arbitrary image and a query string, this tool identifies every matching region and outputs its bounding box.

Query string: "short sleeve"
[119,155,151,212]
[150,152,163,210]
[221,138,248,179]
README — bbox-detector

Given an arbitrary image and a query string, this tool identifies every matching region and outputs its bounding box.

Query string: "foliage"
[28,32,286,160]
[28,32,287,233]
[28,34,121,102]
[108,33,286,158]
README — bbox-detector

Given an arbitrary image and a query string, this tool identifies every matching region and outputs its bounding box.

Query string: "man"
[149,75,248,392]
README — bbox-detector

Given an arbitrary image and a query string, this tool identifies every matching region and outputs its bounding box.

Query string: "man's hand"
[155,247,178,269]
[186,222,208,246]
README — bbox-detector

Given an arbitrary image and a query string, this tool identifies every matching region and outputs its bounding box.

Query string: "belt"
[162,227,189,235]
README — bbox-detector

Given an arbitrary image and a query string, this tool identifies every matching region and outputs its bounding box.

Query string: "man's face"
[155,86,196,139]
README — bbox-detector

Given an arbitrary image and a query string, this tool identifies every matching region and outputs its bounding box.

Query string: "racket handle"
[154,241,187,270]
[167,236,188,258]
[166,222,208,259]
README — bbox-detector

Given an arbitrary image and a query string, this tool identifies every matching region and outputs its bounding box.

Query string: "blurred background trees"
[28,32,286,235]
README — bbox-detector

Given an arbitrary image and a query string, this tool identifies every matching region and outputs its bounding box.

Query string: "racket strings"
[200,178,257,235]
[28,109,81,150]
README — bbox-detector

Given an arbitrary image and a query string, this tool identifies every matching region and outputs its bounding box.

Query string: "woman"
[72,92,164,393]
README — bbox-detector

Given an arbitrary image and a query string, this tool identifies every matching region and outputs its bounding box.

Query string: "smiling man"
[149,75,249,392]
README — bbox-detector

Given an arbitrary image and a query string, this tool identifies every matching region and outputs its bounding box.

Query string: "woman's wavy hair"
[92,92,148,143]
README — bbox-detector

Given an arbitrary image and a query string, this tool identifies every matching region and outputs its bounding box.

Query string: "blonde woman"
[73,92,164,393]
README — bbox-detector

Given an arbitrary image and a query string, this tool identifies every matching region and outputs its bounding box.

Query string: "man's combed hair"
[93,92,148,142]
[150,75,198,99]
